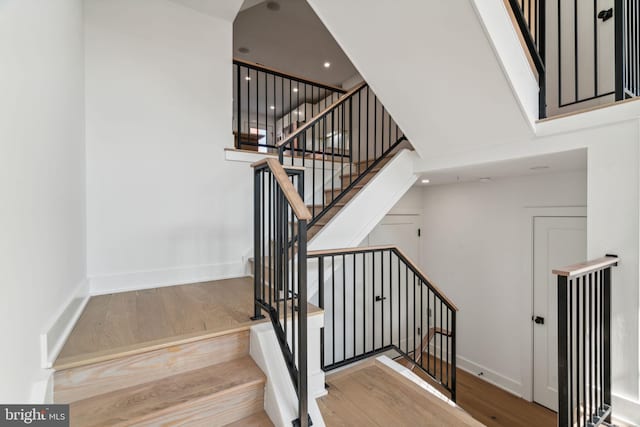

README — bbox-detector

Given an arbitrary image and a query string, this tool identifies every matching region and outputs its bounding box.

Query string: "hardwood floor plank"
[319,364,482,426]
[69,356,265,427]
[55,277,259,368]
[54,330,249,403]
[224,411,274,427]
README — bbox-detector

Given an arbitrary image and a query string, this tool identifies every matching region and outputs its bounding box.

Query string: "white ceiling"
[168,0,244,21]
[233,0,358,88]
[418,149,588,186]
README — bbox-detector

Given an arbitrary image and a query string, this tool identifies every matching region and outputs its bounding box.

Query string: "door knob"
[533,316,545,325]
[598,8,613,22]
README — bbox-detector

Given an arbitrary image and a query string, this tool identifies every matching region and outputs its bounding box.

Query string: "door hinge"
[418,228,421,237]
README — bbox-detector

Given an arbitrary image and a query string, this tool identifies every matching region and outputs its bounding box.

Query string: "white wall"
[419,171,587,396]
[85,0,252,293]
[0,0,86,402]
[411,117,640,423]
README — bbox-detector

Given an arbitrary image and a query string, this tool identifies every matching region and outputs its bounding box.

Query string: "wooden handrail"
[234,58,346,94]
[307,244,459,311]
[552,256,619,278]
[252,158,312,221]
[276,81,368,148]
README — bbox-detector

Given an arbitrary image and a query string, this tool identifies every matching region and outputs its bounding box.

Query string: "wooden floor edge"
[53,325,254,371]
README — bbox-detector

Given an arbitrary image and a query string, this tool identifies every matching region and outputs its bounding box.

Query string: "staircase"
[307,155,396,241]
[52,280,274,427]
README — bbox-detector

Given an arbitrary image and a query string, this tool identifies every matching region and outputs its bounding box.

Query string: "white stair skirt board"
[377,355,458,408]
[308,149,418,251]
[250,312,326,427]
[41,278,90,369]
[306,149,418,301]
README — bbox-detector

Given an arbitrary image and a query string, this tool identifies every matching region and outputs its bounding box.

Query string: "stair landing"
[318,358,483,426]
[54,277,263,370]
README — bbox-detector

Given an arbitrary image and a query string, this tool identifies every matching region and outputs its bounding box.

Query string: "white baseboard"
[29,374,53,404]
[456,355,524,398]
[89,261,246,295]
[612,392,640,426]
[40,278,90,368]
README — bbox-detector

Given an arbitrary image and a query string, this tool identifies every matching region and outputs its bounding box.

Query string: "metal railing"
[553,255,618,427]
[252,158,311,427]
[277,83,407,227]
[617,0,640,99]
[508,0,547,118]
[509,0,639,116]
[308,246,458,401]
[234,59,345,153]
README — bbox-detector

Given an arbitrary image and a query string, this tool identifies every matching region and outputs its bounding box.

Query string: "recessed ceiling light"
[293,87,299,92]
[245,76,251,81]
[269,105,275,110]
[479,177,492,183]
[421,179,430,184]
[238,47,250,54]
[266,1,280,11]
[324,62,331,68]
[530,165,550,170]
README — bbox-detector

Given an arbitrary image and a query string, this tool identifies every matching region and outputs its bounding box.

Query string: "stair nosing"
[53,327,253,372]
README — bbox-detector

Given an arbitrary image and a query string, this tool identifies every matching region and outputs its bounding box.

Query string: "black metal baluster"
[558,275,569,427]
[332,255,335,365]
[353,253,356,359]
[373,251,376,350]
[603,268,611,423]
[343,253,346,362]
[582,274,586,426]
[319,257,324,370]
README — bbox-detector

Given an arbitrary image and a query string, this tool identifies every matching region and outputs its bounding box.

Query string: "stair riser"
[340,168,379,187]
[128,382,265,427]
[325,188,360,205]
[55,331,249,403]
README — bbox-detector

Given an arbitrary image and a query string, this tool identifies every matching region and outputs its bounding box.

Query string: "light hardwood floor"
[56,276,321,369]
[56,277,260,368]
[318,360,483,426]
[406,353,556,427]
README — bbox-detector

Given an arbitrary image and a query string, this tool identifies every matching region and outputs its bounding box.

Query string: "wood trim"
[552,256,619,278]
[502,0,539,79]
[249,157,305,171]
[276,81,368,148]
[252,158,311,220]
[233,58,346,93]
[537,96,640,123]
[308,245,459,311]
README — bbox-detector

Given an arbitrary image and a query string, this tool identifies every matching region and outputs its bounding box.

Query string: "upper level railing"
[507,0,546,118]
[617,0,640,99]
[507,0,639,118]
[251,157,311,427]
[553,255,618,427]
[308,245,458,401]
[234,59,346,153]
[277,82,407,228]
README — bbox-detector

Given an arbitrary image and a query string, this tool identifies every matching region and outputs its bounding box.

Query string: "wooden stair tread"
[325,184,364,194]
[224,411,274,427]
[70,356,265,427]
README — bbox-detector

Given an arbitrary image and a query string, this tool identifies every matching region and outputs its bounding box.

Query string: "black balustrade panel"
[278,83,407,227]
[252,160,310,427]
[234,59,345,153]
[308,246,458,402]
[555,256,618,427]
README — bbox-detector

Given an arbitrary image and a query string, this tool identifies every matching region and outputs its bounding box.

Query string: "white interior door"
[368,215,420,261]
[533,216,587,411]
